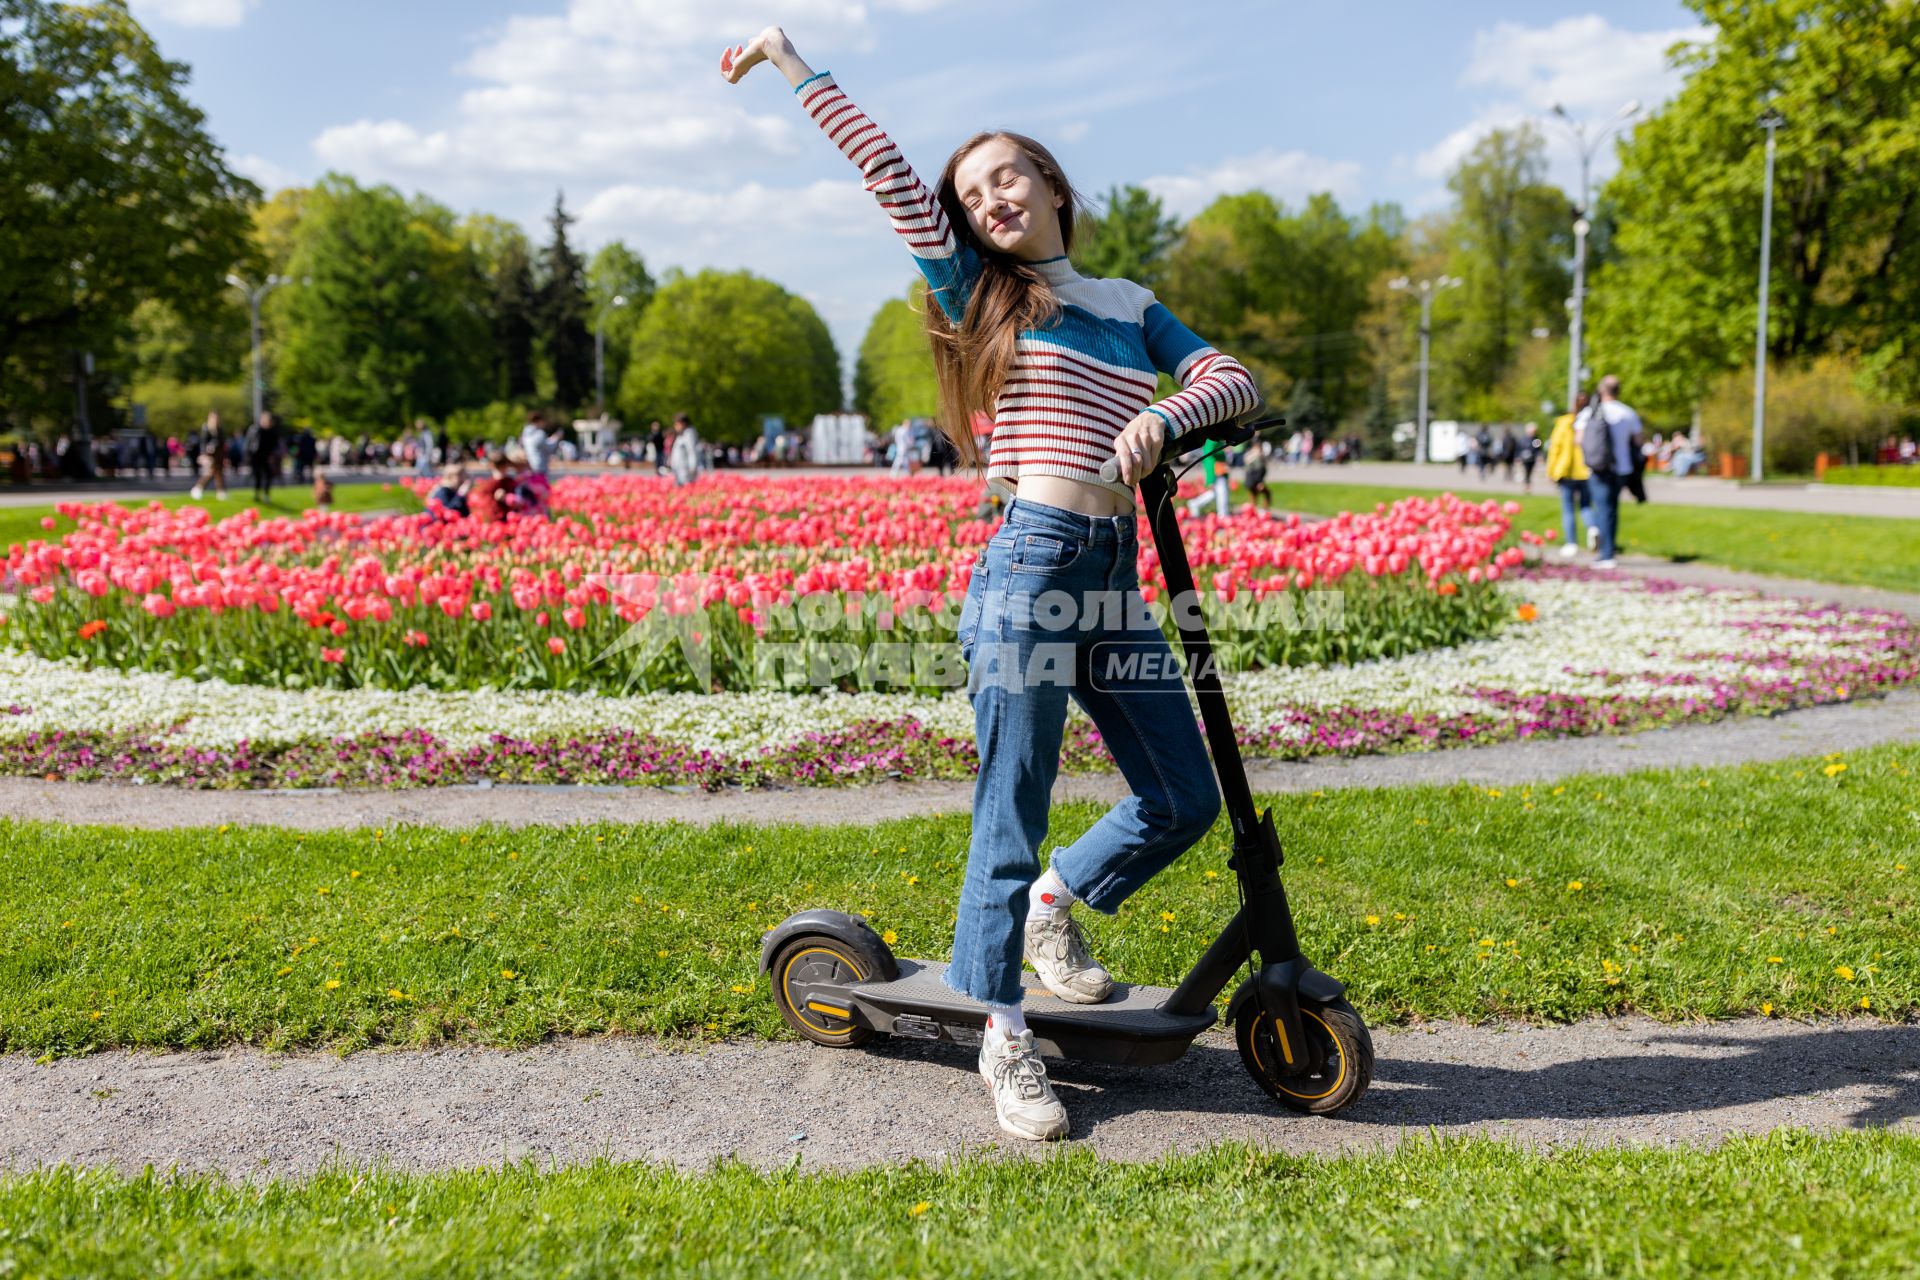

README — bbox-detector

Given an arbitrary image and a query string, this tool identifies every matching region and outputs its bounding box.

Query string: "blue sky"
[131,0,1706,373]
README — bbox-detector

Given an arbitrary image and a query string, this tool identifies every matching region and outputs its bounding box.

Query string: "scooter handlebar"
[1098,414,1287,485]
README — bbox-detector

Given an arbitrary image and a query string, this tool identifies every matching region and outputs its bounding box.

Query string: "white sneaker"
[189,486,203,500]
[1586,525,1600,552]
[979,1028,1069,1141]
[1556,543,1578,560]
[1594,559,1617,570]
[1024,909,1113,1004]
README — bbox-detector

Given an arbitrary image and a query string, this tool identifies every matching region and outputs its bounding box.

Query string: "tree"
[538,192,593,411]
[1589,0,1920,416]
[1071,185,1181,287]
[619,270,840,442]
[274,175,490,431]
[493,238,539,402]
[0,0,256,440]
[853,282,939,427]
[1440,126,1570,409]
[460,215,538,403]
[587,241,656,412]
[1158,191,1402,422]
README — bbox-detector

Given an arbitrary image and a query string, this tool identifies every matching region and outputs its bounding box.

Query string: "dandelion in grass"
[325,980,341,990]
[1568,880,1585,892]
[1761,1002,1775,1017]
[388,988,411,1001]
[656,949,669,959]
[1161,912,1177,922]
[1835,966,1855,981]
[1204,871,1219,880]
[882,930,898,945]
[1860,996,1872,1010]
[910,1202,931,1217]
[1824,762,1848,778]
[1505,878,1519,888]
[501,969,518,980]
[1365,915,1381,927]
[276,966,292,977]
[731,984,752,994]
[1768,956,1784,964]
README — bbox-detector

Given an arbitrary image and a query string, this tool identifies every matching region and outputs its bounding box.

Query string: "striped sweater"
[795,71,1260,502]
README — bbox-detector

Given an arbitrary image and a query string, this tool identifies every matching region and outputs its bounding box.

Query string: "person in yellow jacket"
[1546,391,1597,559]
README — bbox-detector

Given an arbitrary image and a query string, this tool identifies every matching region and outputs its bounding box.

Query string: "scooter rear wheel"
[770,935,873,1047]
[1235,997,1372,1115]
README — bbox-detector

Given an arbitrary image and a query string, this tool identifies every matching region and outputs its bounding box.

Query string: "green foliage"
[439,401,530,450]
[125,377,248,439]
[1699,356,1906,474]
[1590,0,1920,417]
[852,282,937,428]
[1070,184,1180,287]
[587,241,656,413]
[1822,465,1920,488]
[1159,193,1402,423]
[0,746,1915,1057]
[1440,126,1571,405]
[0,0,257,428]
[274,176,492,432]
[7,1134,1920,1278]
[537,194,593,412]
[121,297,248,388]
[619,270,840,443]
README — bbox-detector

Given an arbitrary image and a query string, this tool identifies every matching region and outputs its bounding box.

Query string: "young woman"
[725,27,1259,1142]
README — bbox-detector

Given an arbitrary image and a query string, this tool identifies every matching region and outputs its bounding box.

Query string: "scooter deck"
[841,957,1217,1067]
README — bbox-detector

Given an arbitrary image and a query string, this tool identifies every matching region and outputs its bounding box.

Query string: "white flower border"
[0,578,1893,753]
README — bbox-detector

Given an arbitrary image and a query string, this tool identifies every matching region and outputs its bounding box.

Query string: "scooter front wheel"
[1235,997,1372,1115]
[770,935,873,1048]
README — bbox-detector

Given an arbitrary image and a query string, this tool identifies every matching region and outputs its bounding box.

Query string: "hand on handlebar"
[1109,411,1167,487]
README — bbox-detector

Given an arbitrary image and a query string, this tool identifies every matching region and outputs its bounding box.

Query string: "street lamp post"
[225,272,288,422]
[1550,99,1641,413]
[1390,274,1460,464]
[1752,107,1786,483]
[594,294,627,416]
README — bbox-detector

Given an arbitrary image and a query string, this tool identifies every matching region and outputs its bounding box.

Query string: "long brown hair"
[921,132,1084,473]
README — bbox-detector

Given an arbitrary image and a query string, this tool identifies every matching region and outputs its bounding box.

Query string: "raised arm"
[722,26,976,320]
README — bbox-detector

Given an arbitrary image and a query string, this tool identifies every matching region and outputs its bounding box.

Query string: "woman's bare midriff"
[1015,474,1138,517]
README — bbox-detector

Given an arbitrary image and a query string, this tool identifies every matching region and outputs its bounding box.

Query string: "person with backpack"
[1578,375,1644,569]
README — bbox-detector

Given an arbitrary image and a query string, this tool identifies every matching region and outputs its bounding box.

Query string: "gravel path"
[4,1017,1913,1176]
[2,686,1915,832]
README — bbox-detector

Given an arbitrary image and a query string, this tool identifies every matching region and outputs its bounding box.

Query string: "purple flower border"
[3,567,1913,792]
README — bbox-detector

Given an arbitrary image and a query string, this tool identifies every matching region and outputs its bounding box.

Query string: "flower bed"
[0,475,1525,694]
[0,570,1909,790]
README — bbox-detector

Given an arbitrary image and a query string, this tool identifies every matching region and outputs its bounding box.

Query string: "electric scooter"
[761,414,1373,1115]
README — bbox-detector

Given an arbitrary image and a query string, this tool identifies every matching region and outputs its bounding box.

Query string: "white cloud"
[1462,16,1710,116]
[231,152,301,193]
[1412,15,1711,190]
[129,0,255,26]
[1143,149,1363,219]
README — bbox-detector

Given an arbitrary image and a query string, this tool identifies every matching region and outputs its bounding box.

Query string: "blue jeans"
[1586,473,1624,561]
[1557,478,1591,547]
[948,497,1222,1007]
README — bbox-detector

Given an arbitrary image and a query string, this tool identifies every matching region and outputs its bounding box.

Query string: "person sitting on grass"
[427,463,471,521]
[467,454,519,524]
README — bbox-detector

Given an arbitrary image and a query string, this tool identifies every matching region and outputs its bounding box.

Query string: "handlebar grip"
[1096,414,1287,486]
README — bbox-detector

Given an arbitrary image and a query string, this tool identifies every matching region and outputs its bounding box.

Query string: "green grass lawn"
[0,481,422,551]
[3,1132,1915,1278]
[1261,480,1920,594]
[3,745,1912,1057]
